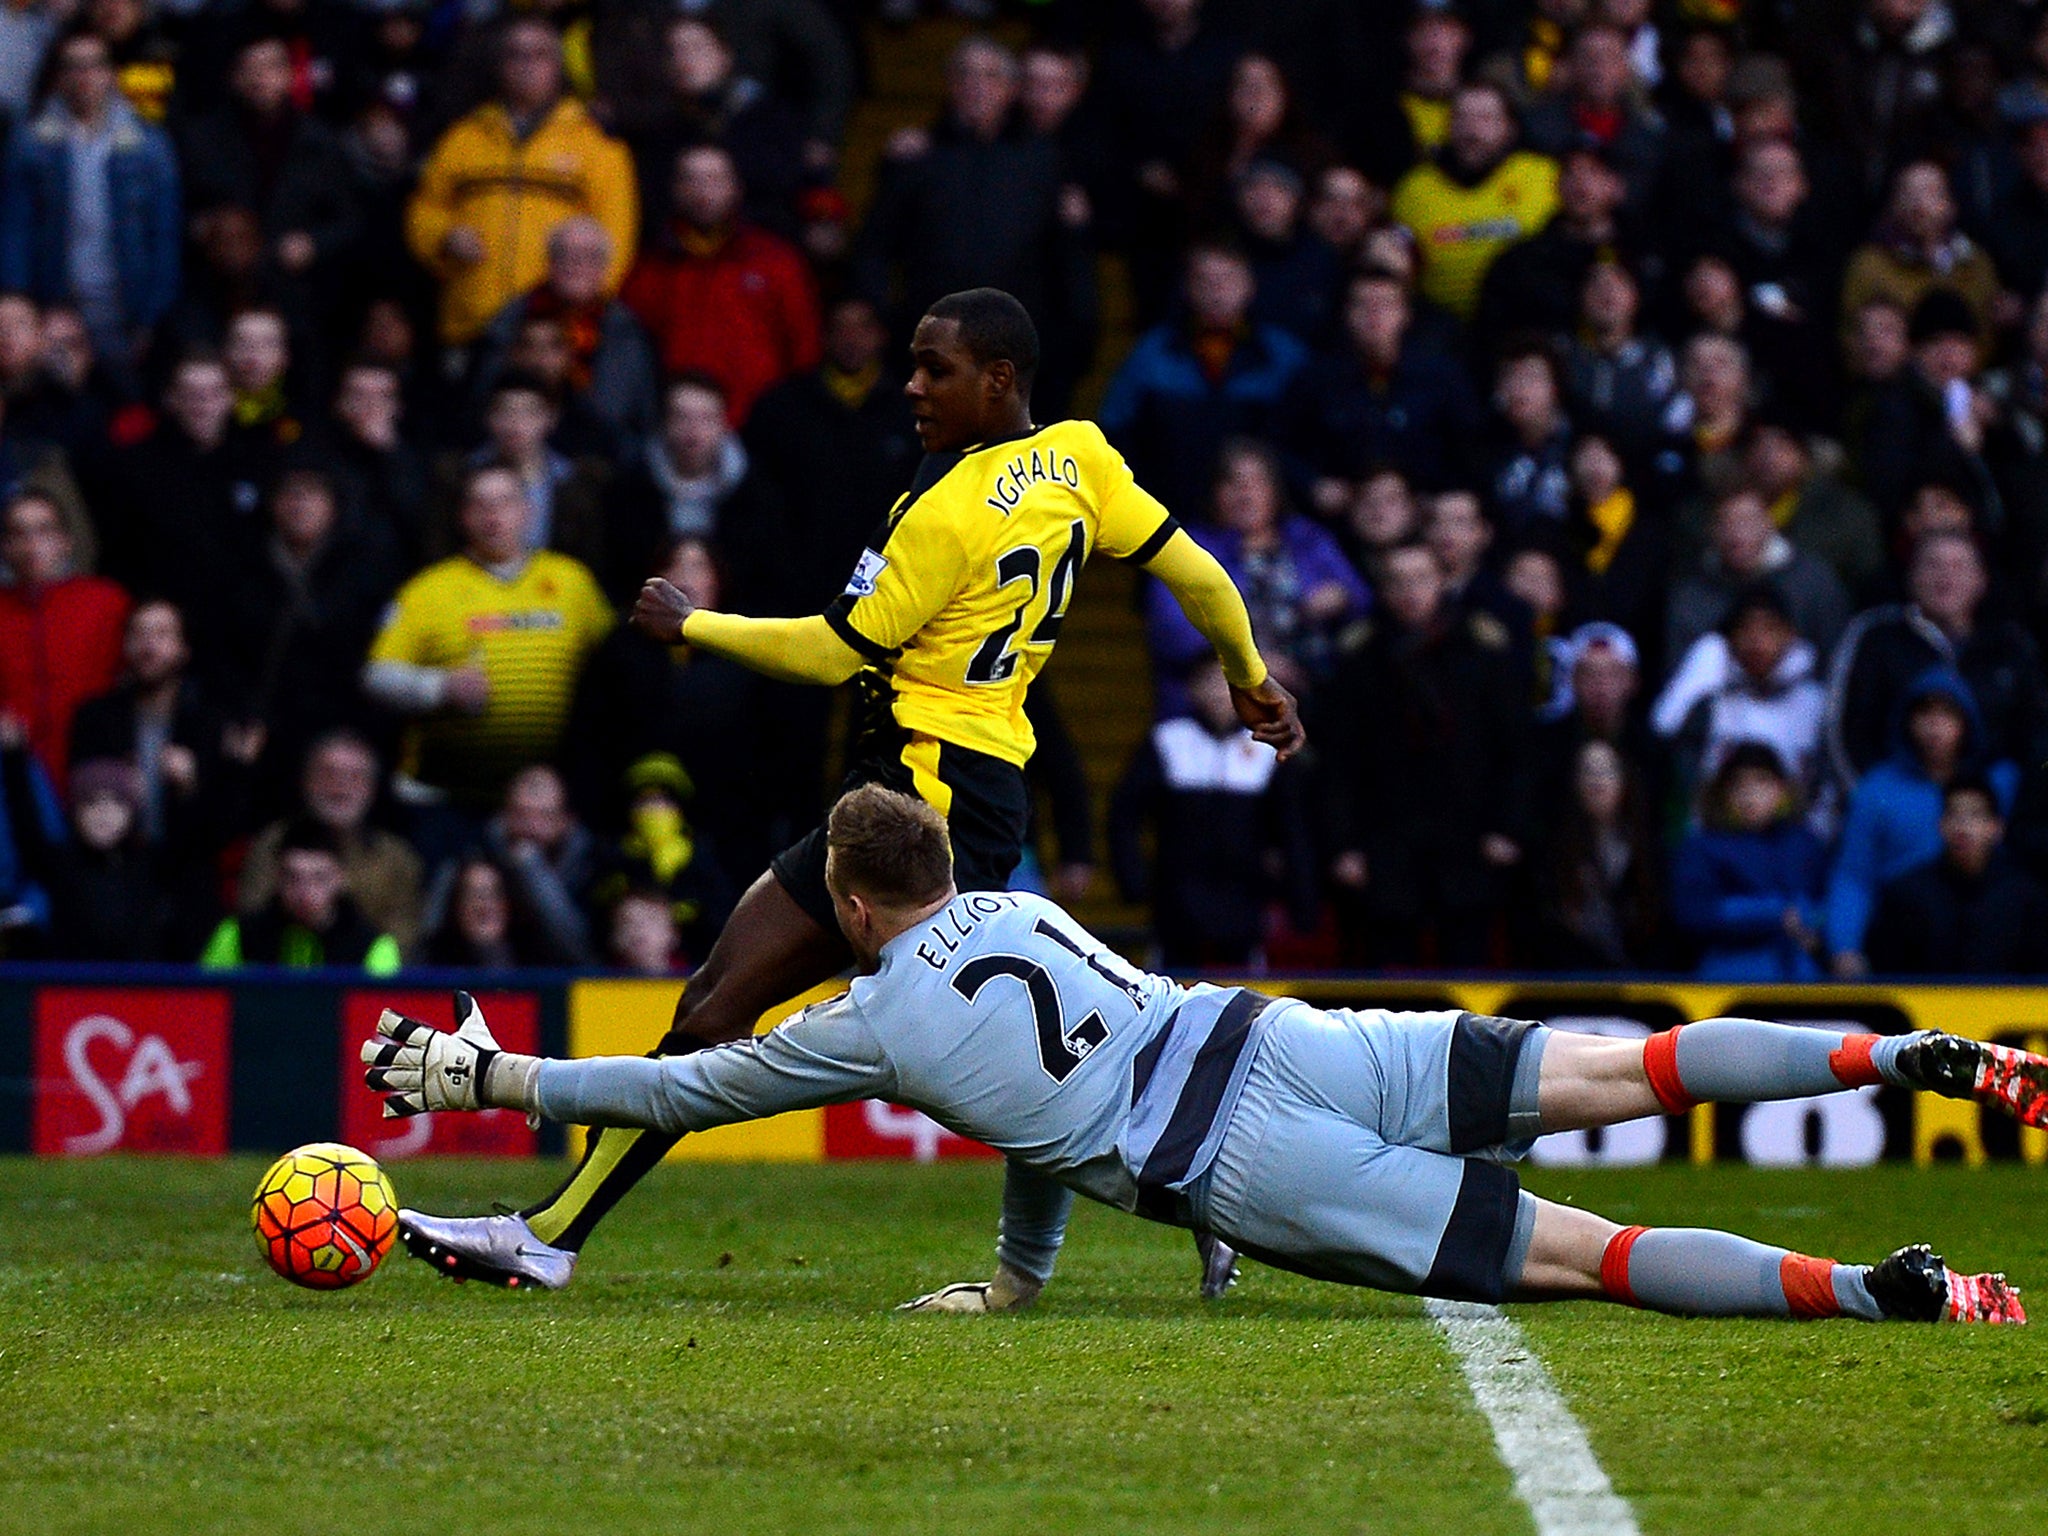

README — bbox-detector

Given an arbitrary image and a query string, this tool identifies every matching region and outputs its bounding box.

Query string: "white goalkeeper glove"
[361,990,514,1118]
[898,1263,1043,1314]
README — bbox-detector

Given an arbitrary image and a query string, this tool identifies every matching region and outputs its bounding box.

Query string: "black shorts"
[770,728,1030,930]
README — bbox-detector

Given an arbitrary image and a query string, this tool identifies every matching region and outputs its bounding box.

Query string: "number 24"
[964,520,1085,684]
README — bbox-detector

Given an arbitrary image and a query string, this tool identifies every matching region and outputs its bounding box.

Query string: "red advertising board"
[823,1101,999,1161]
[33,988,231,1155]
[339,991,540,1159]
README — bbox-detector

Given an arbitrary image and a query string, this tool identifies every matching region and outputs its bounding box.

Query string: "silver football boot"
[1196,1230,1239,1300]
[397,1209,577,1290]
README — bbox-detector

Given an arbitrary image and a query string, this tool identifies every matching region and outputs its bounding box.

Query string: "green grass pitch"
[4,1157,2047,1535]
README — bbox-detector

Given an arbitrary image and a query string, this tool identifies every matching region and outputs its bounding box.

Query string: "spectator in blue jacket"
[0,32,180,381]
[1671,741,1829,980]
[1099,241,1307,518]
[1824,667,2018,978]
[1279,266,1481,507]
[1145,437,1367,718]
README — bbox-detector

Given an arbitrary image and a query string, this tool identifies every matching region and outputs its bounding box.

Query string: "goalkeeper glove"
[361,990,527,1118]
[898,1263,1043,1314]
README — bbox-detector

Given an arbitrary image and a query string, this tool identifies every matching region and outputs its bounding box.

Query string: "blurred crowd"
[5,0,2048,980]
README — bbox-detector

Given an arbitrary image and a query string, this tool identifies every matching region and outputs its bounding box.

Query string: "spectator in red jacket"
[622,142,820,425]
[0,489,129,785]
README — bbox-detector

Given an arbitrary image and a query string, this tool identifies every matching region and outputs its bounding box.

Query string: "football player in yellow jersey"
[392,288,1302,1292]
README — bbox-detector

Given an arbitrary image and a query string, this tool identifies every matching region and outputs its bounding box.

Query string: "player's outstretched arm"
[631,577,867,687]
[1138,531,1305,759]
[363,990,894,1133]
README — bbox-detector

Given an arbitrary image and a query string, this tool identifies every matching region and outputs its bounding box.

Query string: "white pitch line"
[1425,1299,1641,1536]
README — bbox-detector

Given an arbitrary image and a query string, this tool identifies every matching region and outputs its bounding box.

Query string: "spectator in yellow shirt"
[406,18,637,348]
[1390,81,1559,321]
[363,464,613,856]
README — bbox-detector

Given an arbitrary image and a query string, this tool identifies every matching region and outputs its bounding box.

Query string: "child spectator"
[1653,585,1829,820]
[200,818,401,972]
[589,752,735,964]
[30,756,169,961]
[1532,739,1665,971]
[608,886,685,976]
[1865,775,2048,976]
[1108,658,1314,969]
[1670,741,1828,981]
[1825,669,2018,978]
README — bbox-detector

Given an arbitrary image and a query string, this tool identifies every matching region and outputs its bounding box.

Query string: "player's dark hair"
[923,288,1039,393]
[827,785,953,907]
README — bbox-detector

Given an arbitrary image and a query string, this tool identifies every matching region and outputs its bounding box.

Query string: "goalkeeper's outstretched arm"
[1137,529,1306,759]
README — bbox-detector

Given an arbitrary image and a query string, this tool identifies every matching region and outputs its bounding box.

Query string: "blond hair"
[826,785,953,906]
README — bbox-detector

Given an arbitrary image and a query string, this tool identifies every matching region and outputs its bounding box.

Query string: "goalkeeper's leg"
[1513,1197,2023,1322]
[1534,1017,2048,1132]
[519,869,852,1250]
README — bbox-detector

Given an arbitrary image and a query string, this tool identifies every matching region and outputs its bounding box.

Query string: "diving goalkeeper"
[402,285,1296,1298]
[367,786,2033,1324]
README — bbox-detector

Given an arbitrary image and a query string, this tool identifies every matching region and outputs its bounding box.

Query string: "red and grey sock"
[1640,1020,1913,1115]
[1599,1225,1882,1321]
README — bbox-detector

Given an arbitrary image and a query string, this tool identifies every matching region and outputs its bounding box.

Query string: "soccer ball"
[250,1142,398,1289]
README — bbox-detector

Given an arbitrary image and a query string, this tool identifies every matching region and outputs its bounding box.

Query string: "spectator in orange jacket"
[622,142,820,425]
[405,18,638,348]
[0,489,129,786]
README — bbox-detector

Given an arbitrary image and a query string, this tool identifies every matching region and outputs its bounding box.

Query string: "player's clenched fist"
[1231,674,1306,761]
[631,577,696,644]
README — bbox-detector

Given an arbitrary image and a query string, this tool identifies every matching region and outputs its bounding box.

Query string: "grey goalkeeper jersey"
[535,891,1284,1274]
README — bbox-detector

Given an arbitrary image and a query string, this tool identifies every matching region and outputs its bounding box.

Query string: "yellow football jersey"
[824,419,1178,767]
[369,550,615,800]
[1390,149,1560,319]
